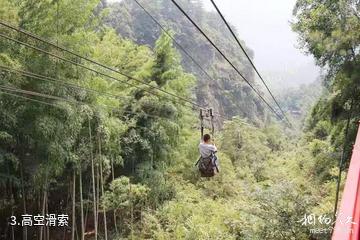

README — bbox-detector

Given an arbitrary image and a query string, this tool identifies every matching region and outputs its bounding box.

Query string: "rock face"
[104,0,267,126]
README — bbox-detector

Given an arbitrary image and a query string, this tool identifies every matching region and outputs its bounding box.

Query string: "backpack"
[196,152,218,177]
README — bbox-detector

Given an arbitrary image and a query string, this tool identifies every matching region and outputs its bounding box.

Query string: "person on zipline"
[198,133,219,176]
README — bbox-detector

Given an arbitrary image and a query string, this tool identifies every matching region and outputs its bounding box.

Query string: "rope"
[0,89,64,109]
[209,0,292,127]
[0,21,204,109]
[170,0,286,123]
[133,0,216,84]
[133,0,251,127]
[0,86,185,139]
[0,85,180,121]
[0,18,269,129]
[0,21,272,128]
[0,65,129,100]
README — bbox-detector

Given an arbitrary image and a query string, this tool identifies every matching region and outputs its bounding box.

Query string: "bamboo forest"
[0,0,359,239]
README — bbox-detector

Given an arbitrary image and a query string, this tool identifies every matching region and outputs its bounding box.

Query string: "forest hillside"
[104,0,270,125]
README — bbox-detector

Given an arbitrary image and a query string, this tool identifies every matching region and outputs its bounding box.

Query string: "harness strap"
[195,156,201,166]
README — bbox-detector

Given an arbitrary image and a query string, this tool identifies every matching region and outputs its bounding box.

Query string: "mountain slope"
[104,0,270,125]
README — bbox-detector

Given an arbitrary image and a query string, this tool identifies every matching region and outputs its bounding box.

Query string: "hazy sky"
[108,0,321,88]
[201,0,320,88]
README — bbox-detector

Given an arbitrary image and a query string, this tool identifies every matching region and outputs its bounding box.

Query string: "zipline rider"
[198,133,219,177]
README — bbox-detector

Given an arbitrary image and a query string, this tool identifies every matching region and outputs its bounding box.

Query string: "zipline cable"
[0,89,182,136]
[0,27,203,109]
[0,20,286,124]
[0,32,200,109]
[0,85,259,139]
[0,85,79,104]
[0,19,199,106]
[209,0,291,126]
[0,31,241,126]
[0,66,186,120]
[0,21,260,129]
[133,0,243,116]
[0,85,179,121]
[0,89,64,109]
[132,0,216,85]
[169,0,287,124]
[0,65,130,101]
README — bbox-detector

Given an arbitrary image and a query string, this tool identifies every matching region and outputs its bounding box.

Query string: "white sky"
[201,0,320,88]
[107,0,321,88]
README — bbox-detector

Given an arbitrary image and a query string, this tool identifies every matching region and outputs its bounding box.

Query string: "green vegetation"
[0,0,358,239]
[104,0,269,125]
[276,80,324,129]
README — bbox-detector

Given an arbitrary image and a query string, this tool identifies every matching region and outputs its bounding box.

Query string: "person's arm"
[211,144,217,152]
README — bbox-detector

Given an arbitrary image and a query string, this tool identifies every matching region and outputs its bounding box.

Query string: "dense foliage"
[291,0,360,239]
[0,0,195,238]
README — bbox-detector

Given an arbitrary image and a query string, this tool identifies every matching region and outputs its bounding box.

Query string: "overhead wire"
[0,85,177,121]
[0,66,190,121]
[0,63,257,130]
[0,88,181,135]
[0,65,130,101]
[0,81,257,132]
[169,0,287,124]
[132,0,239,120]
[132,0,216,84]
[0,66,257,128]
[0,22,203,109]
[0,32,199,109]
[208,0,292,127]
[0,85,80,104]
[0,19,283,127]
[128,0,261,129]
[0,21,239,128]
[0,20,260,129]
[0,88,64,109]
